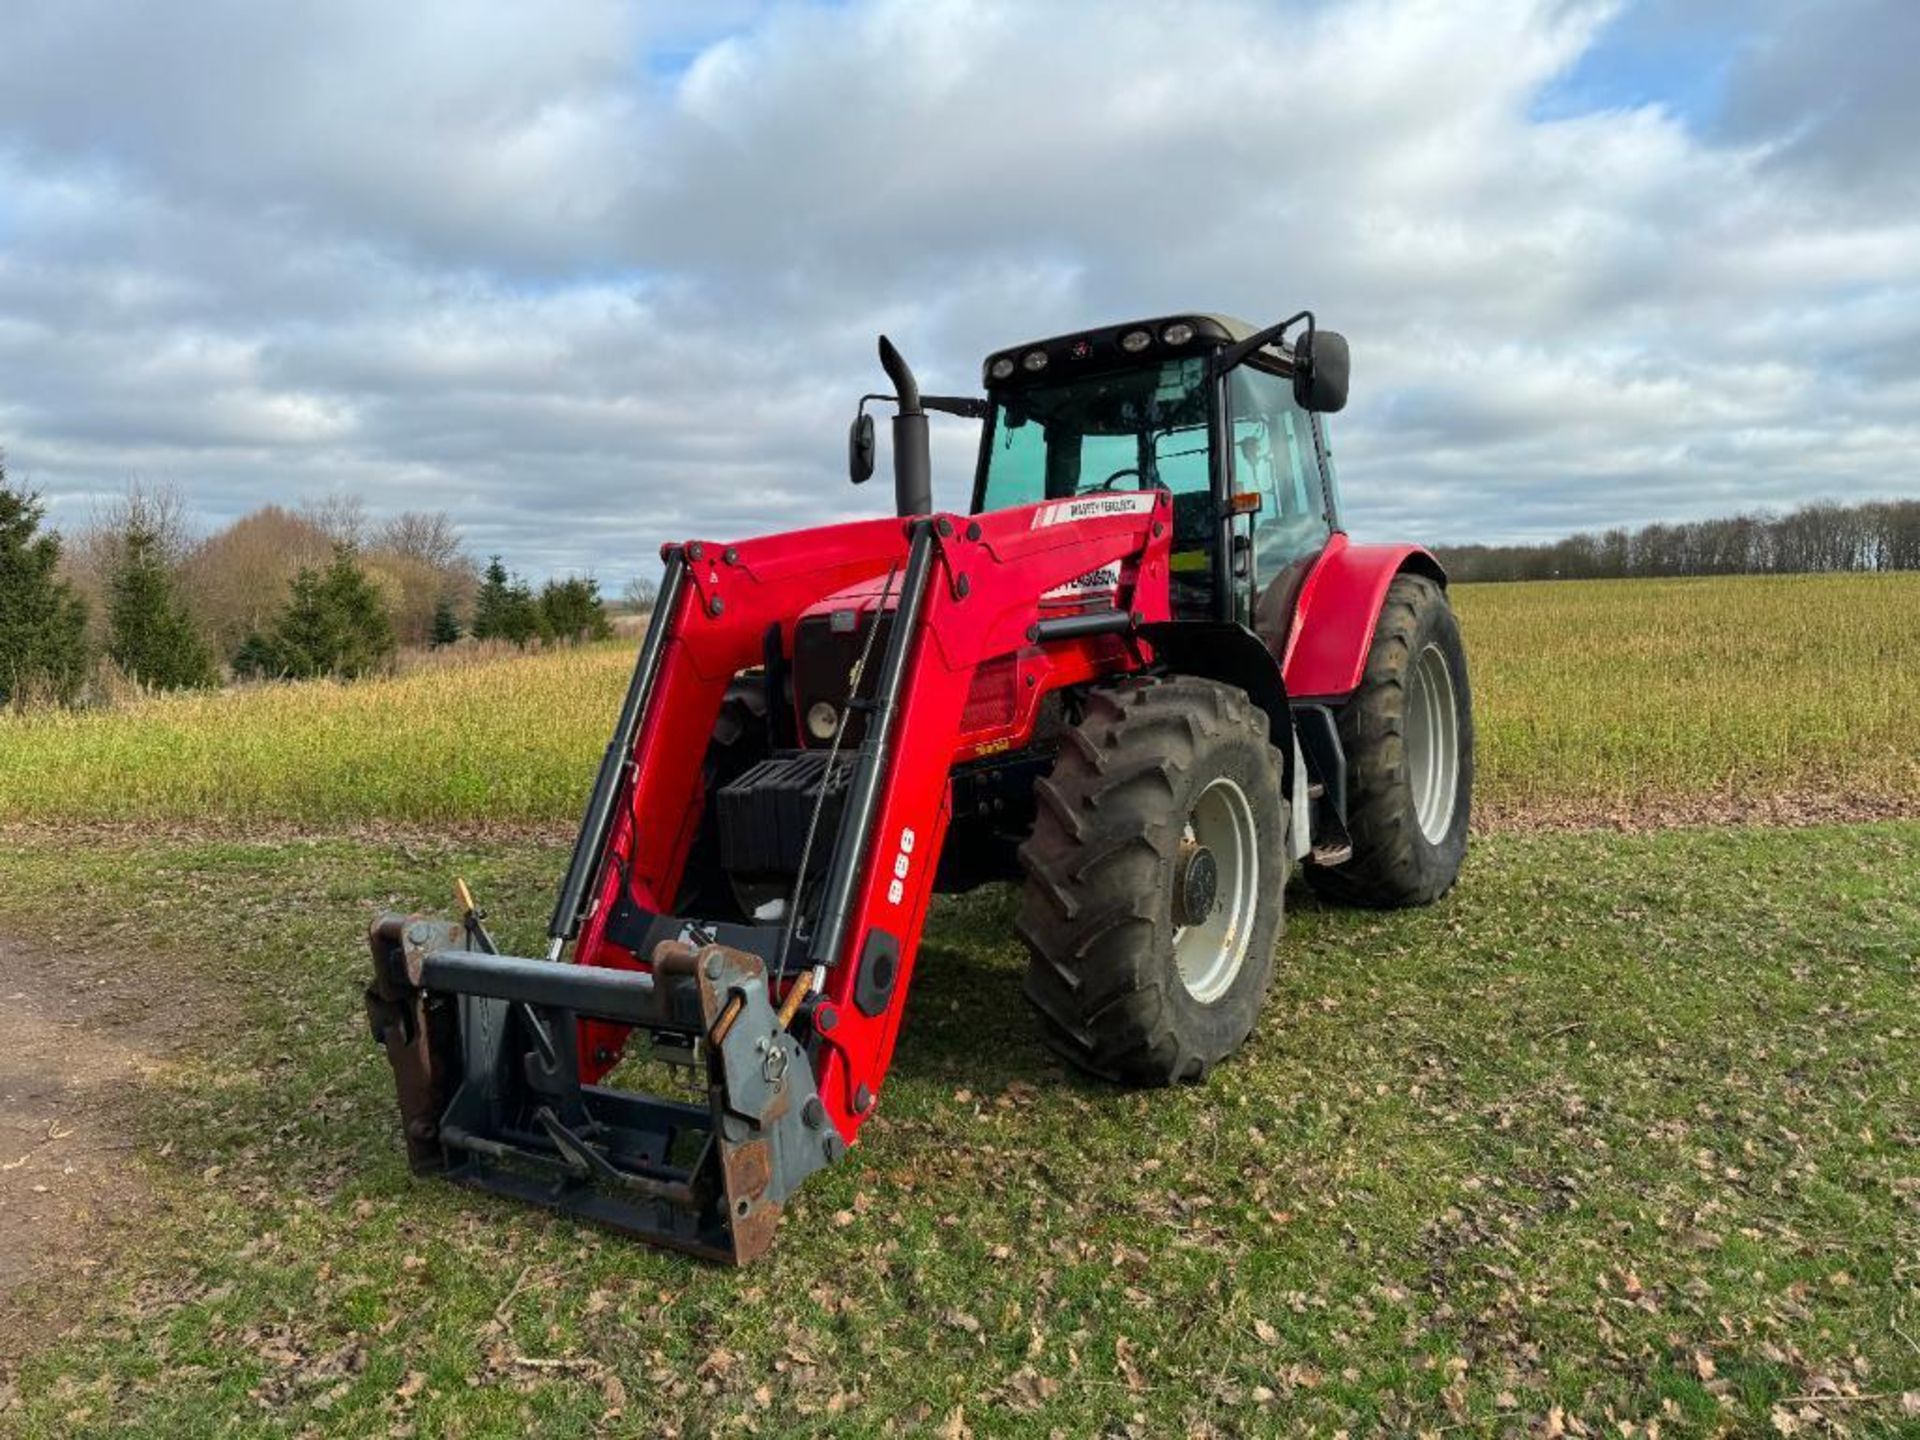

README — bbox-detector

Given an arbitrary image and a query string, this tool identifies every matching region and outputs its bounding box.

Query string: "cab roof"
[981,313,1298,388]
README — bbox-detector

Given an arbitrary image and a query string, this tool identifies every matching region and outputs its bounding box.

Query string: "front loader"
[365,311,1474,1262]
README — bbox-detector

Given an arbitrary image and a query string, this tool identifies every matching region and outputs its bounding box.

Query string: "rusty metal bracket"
[365,914,840,1263]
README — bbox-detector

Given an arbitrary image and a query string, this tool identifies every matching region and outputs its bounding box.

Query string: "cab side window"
[1229,366,1331,586]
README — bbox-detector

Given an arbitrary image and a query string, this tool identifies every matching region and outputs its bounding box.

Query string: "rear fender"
[1281,535,1446,701]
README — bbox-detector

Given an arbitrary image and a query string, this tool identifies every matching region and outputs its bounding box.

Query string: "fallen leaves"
[997,1366,1060,1413]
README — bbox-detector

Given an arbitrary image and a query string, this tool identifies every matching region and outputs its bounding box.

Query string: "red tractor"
[366,312,1472,1262]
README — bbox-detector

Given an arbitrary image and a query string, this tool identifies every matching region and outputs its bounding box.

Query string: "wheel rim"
[1405,641,1460,844]
[1172,776,1259,1004]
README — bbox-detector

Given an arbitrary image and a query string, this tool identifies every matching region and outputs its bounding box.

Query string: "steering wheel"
[1095,468,1145,490]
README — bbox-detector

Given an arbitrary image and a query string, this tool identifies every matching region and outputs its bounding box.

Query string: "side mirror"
[848,412,875,484]
[1293,329,1350,414]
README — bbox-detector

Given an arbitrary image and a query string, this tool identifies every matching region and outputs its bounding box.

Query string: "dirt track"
[0,931,188,1367]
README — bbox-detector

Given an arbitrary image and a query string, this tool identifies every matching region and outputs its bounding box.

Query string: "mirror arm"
[860,393,986,421]
[1213,310,1314,376]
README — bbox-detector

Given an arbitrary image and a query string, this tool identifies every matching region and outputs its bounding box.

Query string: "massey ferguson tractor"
[366,311,1473,1262]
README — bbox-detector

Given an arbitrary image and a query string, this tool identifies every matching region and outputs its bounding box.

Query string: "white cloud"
[0,0,1914,580]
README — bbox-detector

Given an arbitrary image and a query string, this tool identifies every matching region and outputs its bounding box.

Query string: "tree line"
[1433,498,1920,584]
[0,455,620,707]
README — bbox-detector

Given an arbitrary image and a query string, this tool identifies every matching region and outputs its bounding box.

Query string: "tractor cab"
[970,314,1349,635]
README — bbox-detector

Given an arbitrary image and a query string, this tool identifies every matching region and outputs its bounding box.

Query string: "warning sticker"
[1041,563,1122,605]
[1030,493,1158,528]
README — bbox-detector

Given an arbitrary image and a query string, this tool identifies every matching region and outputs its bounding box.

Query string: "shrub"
[429,597,462,647]
[539,576,611,644]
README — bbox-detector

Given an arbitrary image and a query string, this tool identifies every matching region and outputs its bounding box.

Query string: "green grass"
[1,571,1914,829]
[2,825,1915,1436]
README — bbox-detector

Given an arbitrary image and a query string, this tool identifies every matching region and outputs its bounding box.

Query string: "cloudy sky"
[1,0,1914,582]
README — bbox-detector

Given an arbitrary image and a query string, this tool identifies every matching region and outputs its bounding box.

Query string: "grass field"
[3,571,1918,1436]
[0,824,1915,1437]
[1,572,1915,829]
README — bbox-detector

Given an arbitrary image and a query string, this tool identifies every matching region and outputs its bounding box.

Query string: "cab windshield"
[974,356,1213,512]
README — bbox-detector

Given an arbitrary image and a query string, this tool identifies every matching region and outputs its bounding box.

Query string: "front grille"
[791,610,891,746]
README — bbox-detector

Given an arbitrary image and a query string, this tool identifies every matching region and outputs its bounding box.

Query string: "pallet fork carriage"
[366,312,1474,1262]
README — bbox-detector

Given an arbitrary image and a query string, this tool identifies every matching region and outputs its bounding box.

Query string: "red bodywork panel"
[571,492,1174,1143]
[1281,532,1444,700]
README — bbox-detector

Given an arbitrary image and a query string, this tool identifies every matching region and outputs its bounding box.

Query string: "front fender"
[1281,535,1446,701]
[1139,619,1293,797]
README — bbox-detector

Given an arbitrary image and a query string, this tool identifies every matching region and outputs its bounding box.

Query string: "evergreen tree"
[230,630,284,681]
[248,567,335,679]
[471,555,512,640]
[230,546,395,681]
[317,545,395,677]
[499,578,542,645]
[429,596,462,647]
[107,522,216,690]
[0,461,90,706]
[539,576,612,644]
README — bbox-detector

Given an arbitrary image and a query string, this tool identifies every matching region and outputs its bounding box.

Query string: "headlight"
[1022,349,1049,372]
[806,701,840,741]
[989,356,1016,381]
[1161,321,1195,346]
[1119,329,1152,353]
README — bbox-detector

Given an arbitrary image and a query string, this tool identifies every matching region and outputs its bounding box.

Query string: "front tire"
[1017,676,1288,1085]
[1306,573,1472,908]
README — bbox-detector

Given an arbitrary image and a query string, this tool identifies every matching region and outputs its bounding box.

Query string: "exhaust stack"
[877,335,931,517]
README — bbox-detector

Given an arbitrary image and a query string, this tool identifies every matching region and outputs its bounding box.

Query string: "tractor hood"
[795,571,897,632]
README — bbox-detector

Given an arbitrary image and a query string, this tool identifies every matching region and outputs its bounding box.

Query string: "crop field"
[1462,573,1920,824]
[1,571,1916,831]
[1,571,1918,1438]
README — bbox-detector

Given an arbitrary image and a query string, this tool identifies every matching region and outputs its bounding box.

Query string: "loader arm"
[366,492,1173,1261]
[576,492,1176,1135]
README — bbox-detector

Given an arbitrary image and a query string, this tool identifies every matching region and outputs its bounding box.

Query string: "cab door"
[1226,363,1336,654]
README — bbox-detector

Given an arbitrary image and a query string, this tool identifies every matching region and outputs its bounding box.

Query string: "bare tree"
[301,492,368,548]
[621,573,659,611]
[1433,498,1920,583]
[182,504,335,655]
[376,510,465,570]
[365,508,475,646]
[62,480,196,638]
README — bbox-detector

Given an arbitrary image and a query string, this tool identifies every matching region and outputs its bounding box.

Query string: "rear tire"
[1017,675,1288,1085]
[1306,574,1472,908]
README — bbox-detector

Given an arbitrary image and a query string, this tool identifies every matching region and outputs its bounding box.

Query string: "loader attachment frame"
[366,497,1174,1260]
[367,914,839,1263]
